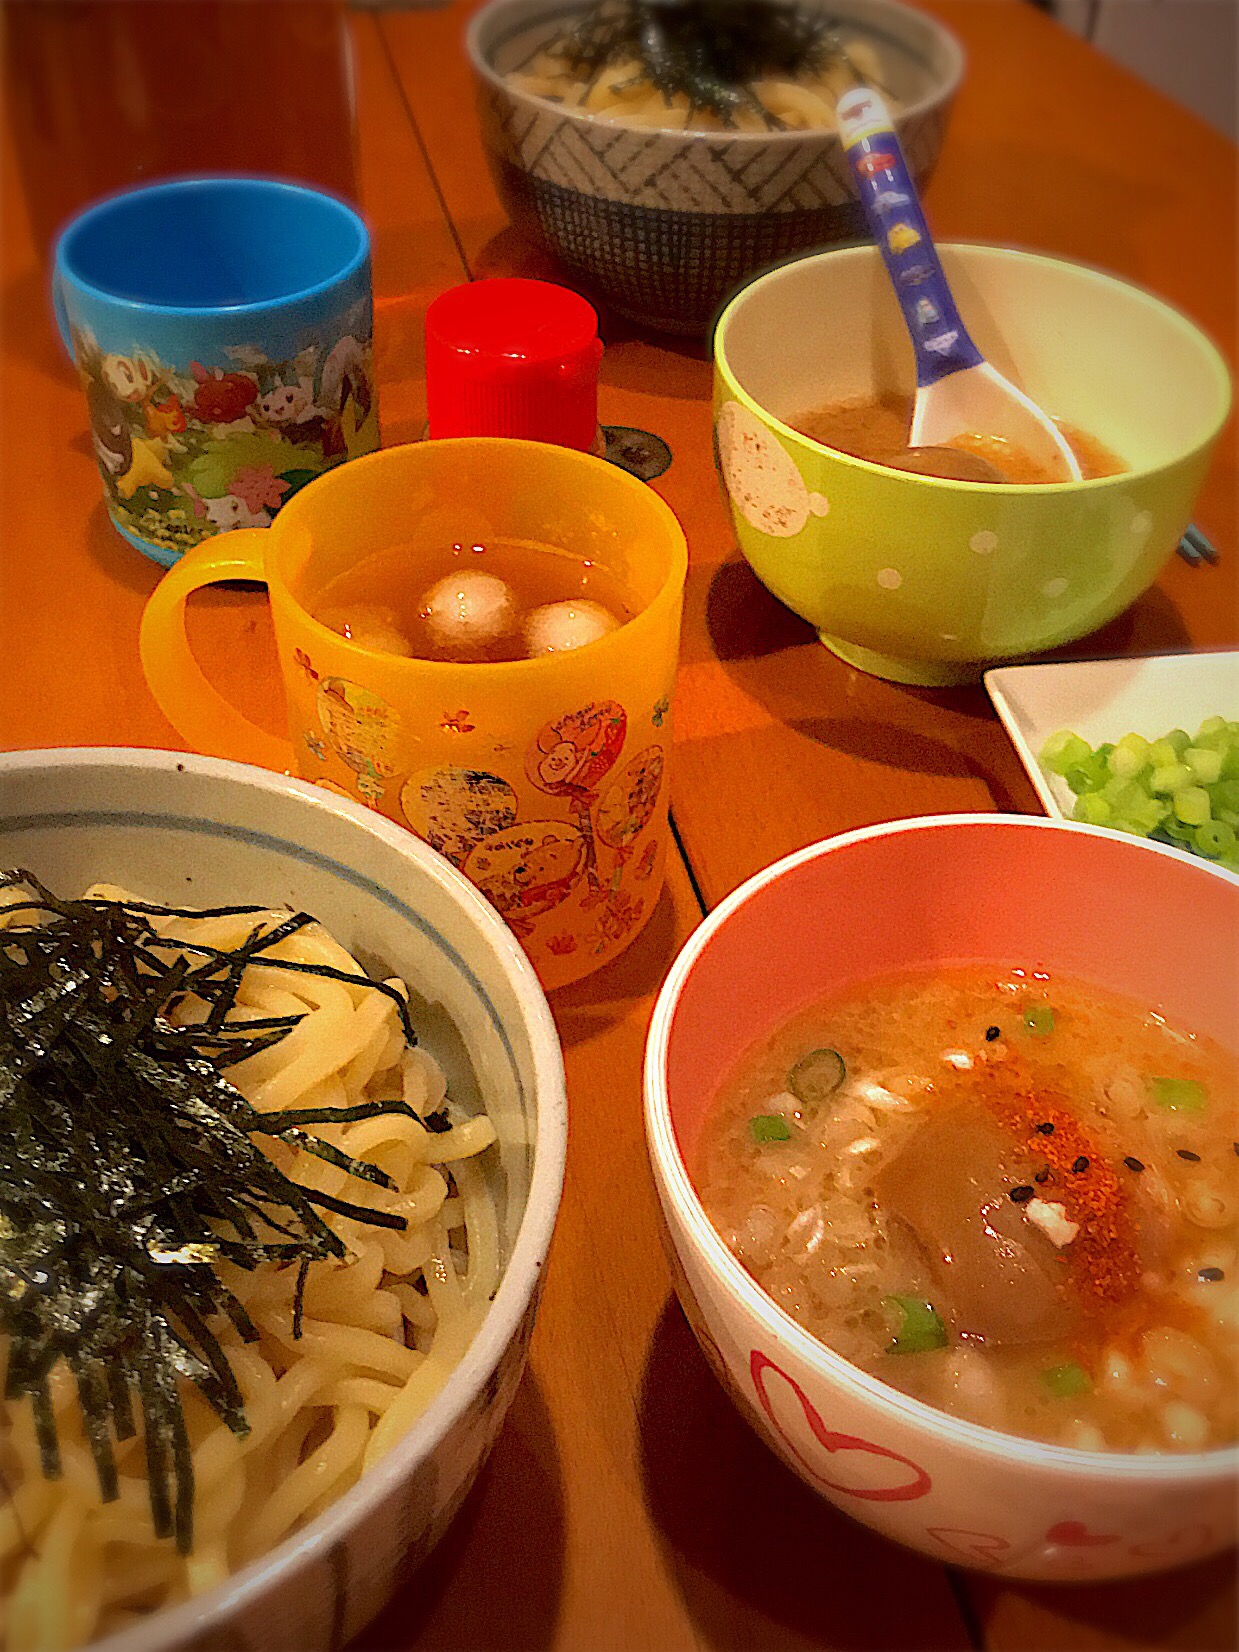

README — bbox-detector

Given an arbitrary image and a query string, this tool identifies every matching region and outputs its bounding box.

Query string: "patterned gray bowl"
[467,0,964,337]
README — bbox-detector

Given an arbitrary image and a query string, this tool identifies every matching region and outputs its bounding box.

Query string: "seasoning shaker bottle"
[425,278,605,454]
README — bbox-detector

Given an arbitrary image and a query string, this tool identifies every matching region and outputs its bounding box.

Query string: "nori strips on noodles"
[0,869,430,1554]
[542,0,891,129]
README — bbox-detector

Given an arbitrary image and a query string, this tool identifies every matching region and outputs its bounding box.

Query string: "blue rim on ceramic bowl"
[0,747,568,1651]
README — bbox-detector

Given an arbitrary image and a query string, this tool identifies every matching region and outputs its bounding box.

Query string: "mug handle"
[139,529,297,774]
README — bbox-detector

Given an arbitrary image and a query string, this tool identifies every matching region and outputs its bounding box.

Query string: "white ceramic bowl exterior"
[644,815,1239,1581]
[0,749,567,1651]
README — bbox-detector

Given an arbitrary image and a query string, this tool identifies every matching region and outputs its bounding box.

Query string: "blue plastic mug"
[54,177,379,566]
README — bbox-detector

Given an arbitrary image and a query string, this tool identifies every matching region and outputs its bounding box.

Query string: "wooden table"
[1,2,1236,1647]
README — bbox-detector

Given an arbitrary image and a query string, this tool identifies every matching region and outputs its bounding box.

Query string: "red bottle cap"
[425,278,603,451]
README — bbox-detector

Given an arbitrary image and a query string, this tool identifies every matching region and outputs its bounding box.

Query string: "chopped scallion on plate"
[1039,718,1239,869]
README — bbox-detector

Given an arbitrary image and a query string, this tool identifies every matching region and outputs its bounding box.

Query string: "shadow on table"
[966,1547,1239,1649]
[0,263,68,382]
[80,489,172,599]
[704,553,1196,677]
[637,1299,971,1652]
[549,881,690,1049]
[697,553,1197,811]
[353,1371,566,1651]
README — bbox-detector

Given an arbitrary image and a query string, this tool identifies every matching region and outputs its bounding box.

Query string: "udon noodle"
[0,888,499,1650]
[508,36,897,132]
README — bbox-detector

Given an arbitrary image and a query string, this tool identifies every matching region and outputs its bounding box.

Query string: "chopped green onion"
[1194,820,1236,859]
[1151,762,1193,795]
[1023,1004,1055,1036]
[1174,786,1211,826]
[1041,730,1092,775]
[749,1113,791,1144]
[883,1295,948,1355]
[1149,1076,1207,1113]
[1042,1362,1092,1398]
[1108,733,1151,778]
[1072,793,1111,826]
[787,1047,846,1108]
[1041,718,1239,864]
[1185,746,1224,785]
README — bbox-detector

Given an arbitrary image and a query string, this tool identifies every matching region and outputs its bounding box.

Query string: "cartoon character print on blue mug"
[70,319,377,558]
[55,177,380,566]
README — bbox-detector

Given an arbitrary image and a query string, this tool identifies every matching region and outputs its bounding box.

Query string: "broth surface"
[792,394,1124,484]
[310,536,636,663]
[696,967,1238,1452]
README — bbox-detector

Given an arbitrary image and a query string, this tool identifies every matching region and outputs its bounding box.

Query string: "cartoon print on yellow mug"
[400,767,518,867]
[316,678,404,803]
[597,745,665,857]
[464,822,588,937]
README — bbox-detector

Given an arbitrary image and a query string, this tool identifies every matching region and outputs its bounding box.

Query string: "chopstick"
[1177,524,1220,566]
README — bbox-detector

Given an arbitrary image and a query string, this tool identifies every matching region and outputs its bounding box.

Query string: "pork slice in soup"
[695,968,1238,1452]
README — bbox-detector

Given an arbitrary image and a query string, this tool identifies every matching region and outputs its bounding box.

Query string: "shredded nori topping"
[543,0,885,129]
[0,870,428,1553]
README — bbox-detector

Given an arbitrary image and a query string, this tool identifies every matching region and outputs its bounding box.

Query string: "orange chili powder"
[978,1076,1143,1310]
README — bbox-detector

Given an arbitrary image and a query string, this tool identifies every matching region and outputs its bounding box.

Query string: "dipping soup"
[695,967,1239,1453]
[791,394,1125,484]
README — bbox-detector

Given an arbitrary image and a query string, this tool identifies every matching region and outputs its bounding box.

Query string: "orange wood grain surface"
[1,1,1236,1648]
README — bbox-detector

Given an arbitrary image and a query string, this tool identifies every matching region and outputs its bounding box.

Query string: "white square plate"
[985,650,1239,817]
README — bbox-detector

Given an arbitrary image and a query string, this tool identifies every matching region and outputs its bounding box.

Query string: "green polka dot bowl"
[713,244,1232,686]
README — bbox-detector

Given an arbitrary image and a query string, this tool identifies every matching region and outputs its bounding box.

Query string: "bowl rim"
[465,0,966,145]
[644,811,1239,1483]
[0,746,569,1651]
[713,240,1235,490]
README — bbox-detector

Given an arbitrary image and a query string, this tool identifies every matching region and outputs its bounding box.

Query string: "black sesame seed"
[985,1026,1001,1042]
[1123,1156,1145,1173]
[1035,1121,1055,1135]
[1035,1168,1052,1184]
[1198,1267,1225,1283]
[1009,1185,1035,1204]
[1177,1149,1201,1163]
[1071,1156,1090,1174]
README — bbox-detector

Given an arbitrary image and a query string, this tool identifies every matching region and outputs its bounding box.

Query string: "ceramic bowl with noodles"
[467,0,964,336]
[0,747,567,1652]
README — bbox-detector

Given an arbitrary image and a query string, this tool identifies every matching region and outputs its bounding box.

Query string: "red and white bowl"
[644,814,1238,1581]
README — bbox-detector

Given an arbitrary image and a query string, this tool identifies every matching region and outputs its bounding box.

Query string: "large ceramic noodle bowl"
[0,748,567,1651]
[645,816,1239,1582]
[713,245,1231,684]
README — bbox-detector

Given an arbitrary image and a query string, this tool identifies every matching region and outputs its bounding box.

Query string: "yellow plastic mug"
[140,438,687,990]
